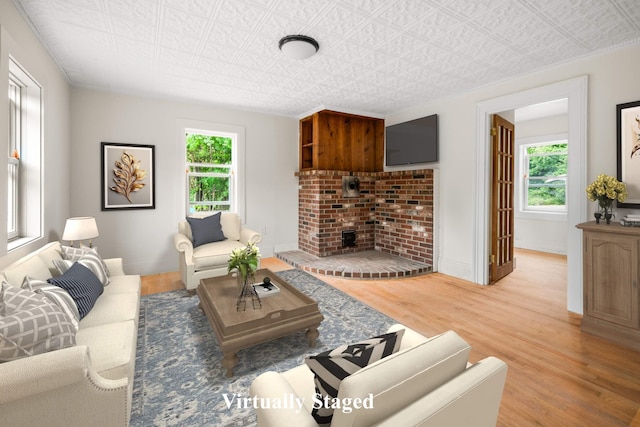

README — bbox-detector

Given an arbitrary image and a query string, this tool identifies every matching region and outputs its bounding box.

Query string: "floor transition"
[277,249,432,279]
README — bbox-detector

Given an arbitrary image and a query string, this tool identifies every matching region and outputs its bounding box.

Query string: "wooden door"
[490,115,515,283]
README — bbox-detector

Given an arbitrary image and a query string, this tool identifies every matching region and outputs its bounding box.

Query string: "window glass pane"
[528,153,567,178]
[186,132,233,214]
[189,176,230,203]
[527,182,566,206]
[8,77,21,238]
[7,163,17,235]
[523,142,568,211]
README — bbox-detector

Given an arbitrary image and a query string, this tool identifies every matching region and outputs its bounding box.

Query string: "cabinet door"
[585,232,639,328]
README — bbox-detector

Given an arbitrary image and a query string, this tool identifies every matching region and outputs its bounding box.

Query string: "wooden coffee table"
[197,268,324,377]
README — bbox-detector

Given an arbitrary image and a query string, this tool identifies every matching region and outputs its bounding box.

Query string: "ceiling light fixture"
[278,35,319,60]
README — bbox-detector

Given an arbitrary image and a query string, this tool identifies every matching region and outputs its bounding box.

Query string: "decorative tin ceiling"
[12,0,640,117]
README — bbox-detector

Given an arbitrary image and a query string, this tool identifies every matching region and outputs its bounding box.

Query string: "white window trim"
[516,133,568,222]
[176,119,246,222]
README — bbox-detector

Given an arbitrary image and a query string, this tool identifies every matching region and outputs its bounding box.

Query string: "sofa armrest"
[0,345,129,427]
[250,371,318,427]
[103,258,125,276]
[173,232,194,263]
[240,228,262,245]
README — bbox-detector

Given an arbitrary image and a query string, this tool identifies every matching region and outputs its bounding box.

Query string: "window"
[6,58,42,249]
[185,131,234,213]
[521,139,568,213]
[7,77,20,239]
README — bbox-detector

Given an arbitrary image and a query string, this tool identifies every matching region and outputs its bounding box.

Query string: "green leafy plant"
[227,242,261,281]
[110,151,146,203]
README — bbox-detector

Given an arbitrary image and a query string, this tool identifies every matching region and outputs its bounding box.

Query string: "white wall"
[387,42,640,286]
[514,114,569,254]
[0,1,71,270]
[70,89,299,275]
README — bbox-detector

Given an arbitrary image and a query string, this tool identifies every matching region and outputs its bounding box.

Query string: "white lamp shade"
[279,35,319,60]
[62,217,99,241]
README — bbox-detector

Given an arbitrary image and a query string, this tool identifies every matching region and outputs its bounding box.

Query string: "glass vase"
[598,201,614,225]
[235,271,261,311]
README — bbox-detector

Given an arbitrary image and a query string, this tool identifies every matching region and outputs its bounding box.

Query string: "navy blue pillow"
[47,262,104,319]
[186,212,226,247]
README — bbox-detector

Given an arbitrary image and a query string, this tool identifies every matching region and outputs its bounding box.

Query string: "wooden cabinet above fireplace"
[299,110,384,172]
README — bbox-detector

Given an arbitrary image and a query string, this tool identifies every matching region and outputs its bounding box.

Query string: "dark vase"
[594,212,602,224]
[605,213,613,225]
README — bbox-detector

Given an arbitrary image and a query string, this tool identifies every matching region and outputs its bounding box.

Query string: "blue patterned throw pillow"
[47,262,104,319]
[304,329,404,426]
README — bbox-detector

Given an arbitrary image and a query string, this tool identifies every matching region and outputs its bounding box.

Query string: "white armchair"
[173,212,262,290]
[250,324,508,427]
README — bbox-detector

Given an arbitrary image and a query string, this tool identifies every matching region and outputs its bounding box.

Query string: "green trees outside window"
[524,142,567,210]
[186,133,233,212]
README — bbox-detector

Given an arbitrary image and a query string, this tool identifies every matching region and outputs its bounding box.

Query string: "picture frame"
[101,142,155,210]
[617,100,640,209]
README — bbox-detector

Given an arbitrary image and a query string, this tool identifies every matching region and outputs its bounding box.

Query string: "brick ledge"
[276,249,432,279]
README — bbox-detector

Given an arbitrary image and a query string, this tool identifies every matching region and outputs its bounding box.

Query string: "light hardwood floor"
[141,250,640,426]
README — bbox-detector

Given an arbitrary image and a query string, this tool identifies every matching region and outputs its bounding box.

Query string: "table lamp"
[62,216,99,247]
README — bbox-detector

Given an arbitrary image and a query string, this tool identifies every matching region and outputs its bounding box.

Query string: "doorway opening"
[475,76,588,314]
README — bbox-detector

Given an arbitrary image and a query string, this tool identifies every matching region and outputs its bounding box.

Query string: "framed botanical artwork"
[101,142,155,210]
[617,100,640,209]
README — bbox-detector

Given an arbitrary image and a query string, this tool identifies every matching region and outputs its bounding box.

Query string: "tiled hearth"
[290,168,435,278]
[277,249,431,279]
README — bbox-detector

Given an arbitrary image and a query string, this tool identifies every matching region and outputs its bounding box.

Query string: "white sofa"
[0,241,140,427]
[173,212,262,290]
[250,324,508,427]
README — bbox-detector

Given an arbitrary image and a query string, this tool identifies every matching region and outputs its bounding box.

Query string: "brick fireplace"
[296,169,435,267]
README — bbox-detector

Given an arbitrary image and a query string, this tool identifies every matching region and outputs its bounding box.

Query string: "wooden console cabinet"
[299,110,384,172]
[576,221,640,351]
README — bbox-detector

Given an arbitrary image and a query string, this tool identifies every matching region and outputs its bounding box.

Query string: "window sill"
[516,210,567,222]
[8,236,39,253]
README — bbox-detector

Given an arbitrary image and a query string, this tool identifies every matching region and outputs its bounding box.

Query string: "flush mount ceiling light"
[278,35,319,60]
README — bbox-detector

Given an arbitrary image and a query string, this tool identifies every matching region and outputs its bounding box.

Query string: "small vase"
[236,271,261,311]
[605,213,613,225]
[594,212,602,224]
[598,201,614,225]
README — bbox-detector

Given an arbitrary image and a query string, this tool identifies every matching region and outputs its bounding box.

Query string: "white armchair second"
[173,212,262,290]
[250,324,508,427]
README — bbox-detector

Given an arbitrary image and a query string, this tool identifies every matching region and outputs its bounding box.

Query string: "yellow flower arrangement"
[585,174,627,210]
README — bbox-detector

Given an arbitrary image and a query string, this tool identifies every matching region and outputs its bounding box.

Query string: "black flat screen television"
[385,114,438,166]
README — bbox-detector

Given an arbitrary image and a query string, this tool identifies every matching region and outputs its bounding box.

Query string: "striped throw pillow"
[0,282,76,362]
[53,250,110,286]
[304,329,404,426]
[47,263,104,319]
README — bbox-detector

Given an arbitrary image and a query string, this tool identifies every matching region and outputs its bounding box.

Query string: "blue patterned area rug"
[130,269,397,427]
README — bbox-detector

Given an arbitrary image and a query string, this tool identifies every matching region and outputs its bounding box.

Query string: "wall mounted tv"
[385,114,438,166]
